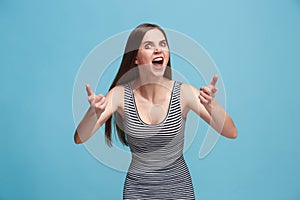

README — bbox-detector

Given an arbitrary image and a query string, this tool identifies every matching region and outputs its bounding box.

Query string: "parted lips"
[152,57,164,65]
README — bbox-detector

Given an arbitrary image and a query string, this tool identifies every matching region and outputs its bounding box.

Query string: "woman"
[74,23,237,199]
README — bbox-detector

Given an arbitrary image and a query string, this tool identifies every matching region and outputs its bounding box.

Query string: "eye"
[160,41,167,47]
[145,43,152,49]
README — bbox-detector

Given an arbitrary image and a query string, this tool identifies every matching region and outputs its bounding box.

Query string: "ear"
[135,57,139,65]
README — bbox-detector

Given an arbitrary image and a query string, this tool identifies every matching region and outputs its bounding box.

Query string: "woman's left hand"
[198,74,218,112]
[195,74,237,138]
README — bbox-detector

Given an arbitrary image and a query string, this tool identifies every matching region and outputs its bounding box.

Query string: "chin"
[151,64,166,75]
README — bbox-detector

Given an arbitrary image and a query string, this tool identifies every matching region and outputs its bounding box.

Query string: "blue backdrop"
[1,0,300,199]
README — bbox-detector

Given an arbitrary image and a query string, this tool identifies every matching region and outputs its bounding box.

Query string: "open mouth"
[152,57,164,65]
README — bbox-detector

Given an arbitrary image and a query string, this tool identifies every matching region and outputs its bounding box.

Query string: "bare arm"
[181,75,238,139]
[74,84,123,144]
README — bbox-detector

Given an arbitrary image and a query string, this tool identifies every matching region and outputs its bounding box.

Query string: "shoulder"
[106,84,125,107]
[179,82,200,107]
[108,84,125,95]
[179,82,199,96]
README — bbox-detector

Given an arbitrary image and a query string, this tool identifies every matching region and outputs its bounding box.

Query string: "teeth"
[153,57,163,61]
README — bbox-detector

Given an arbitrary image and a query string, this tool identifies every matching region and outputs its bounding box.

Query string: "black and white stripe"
[123,81,195,200]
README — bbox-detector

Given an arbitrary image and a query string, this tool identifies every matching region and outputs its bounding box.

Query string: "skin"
[74,28,237,144]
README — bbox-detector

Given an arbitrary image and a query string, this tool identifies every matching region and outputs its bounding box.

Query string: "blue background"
[1,0,300,199]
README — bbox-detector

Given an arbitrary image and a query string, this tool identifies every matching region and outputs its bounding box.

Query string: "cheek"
[164,52,170,63]
[136,50,152,64]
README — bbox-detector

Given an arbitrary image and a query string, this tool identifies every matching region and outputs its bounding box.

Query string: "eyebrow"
[142,40,167,45]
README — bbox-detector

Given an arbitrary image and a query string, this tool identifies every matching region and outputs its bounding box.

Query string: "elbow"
[227,127,238,139]
[221,127,238,139]
[224,118,238,139]
[230,129,238,139]
[74,137,82,144]
[74,130,83,144]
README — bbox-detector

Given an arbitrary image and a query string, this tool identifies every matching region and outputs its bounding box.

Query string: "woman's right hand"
[86,84,107,115]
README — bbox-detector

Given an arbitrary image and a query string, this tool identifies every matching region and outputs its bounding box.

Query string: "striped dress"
[123,80,195,200]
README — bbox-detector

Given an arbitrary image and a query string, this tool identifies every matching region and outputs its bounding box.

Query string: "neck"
[133,77,170,102]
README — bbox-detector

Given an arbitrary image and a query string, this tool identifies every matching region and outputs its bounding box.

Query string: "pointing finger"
[210,74,218,86]
[86,84,94,96]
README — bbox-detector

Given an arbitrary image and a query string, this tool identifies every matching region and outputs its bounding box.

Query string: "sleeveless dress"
[123,81,195,200]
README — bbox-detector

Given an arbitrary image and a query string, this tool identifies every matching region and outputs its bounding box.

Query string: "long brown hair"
[105,23,172,146]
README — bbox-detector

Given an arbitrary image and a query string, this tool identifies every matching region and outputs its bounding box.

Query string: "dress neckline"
[128,81,176,126]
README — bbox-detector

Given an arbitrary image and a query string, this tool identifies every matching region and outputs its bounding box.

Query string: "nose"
[153,46,163,54]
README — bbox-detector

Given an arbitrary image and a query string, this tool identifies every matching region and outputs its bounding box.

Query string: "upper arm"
[180,83,212,124]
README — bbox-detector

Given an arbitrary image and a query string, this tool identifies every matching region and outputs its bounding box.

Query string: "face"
[135,28,170,77]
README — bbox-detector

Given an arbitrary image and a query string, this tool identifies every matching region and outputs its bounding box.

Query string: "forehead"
[142,28,166,42]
